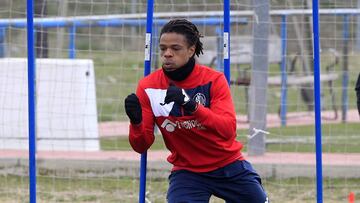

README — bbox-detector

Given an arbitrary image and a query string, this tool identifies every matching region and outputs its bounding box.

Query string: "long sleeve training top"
[129,63,244,172]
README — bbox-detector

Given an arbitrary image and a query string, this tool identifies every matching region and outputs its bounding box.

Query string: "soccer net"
[0,1,359,203]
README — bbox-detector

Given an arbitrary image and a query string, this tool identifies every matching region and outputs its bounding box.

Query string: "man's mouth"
[163,62,176,71]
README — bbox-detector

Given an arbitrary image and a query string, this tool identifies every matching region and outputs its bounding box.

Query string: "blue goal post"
[26,0,37,203]
[312,0,324,202]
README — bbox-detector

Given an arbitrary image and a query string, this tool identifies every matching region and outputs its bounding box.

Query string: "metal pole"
[215,26,223,71]
[69,24,76,59]
[280,15,288,126]
[27,0,37,202]
[356,0,360,51]
[139,0,153,202]
[223,0,230,84]
[248,0,270,156]
[341,15,349,122]
[0,28,6,57]
[312,0,323,202]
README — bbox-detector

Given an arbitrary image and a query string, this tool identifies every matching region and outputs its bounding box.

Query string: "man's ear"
[188,45,196,57]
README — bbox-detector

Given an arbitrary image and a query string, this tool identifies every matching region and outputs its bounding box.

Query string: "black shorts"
[167,160,269,203]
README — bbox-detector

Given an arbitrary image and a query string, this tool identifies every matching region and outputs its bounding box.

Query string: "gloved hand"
[163,84,197,112]
[124,93,142,124]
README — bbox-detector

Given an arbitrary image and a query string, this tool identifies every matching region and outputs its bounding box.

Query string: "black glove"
[163,84,197,112]
[124,93,142,124]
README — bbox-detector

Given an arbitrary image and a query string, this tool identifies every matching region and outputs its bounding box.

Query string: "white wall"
[0,58,99,151]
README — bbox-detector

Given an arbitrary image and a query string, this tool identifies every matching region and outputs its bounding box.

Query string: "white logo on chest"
[160,119,205,132]
[161,119,176,132]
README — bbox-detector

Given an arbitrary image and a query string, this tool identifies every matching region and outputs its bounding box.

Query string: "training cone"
[348,192,355,203]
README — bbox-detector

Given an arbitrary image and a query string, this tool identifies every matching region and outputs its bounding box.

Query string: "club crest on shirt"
[193,93,206,106]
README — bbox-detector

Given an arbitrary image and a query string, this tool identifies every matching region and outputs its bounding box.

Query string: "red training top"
[129,63,244,172]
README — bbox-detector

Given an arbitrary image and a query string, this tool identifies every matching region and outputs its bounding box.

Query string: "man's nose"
[163,49,173,57]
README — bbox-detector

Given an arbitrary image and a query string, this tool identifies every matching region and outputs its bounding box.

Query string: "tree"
[35,0,48,58]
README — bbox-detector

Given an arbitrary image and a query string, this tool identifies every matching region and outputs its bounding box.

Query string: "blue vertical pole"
[0,28,6,57]
[312,1,323,203]
[341,15,349,122]
[280,15,288,126]
[140,0,153,202]
[27,0,37,203]
[223,0,230,84]
[69,24,76,59]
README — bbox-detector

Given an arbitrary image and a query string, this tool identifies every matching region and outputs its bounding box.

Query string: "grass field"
[1,175,359,203]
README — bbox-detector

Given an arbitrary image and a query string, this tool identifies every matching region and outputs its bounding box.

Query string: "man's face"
[159,32,195,71]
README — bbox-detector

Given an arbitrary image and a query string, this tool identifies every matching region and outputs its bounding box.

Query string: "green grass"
[101,123,360,153]
[48,49,359,122]
[1,174,359,203]
[75,51,145,121]
[0,175,167,203]
[231,53,359,114]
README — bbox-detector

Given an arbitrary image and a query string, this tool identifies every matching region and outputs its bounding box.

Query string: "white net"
[0,0,359,202]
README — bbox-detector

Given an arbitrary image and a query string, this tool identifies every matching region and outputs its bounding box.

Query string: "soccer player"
[356,73,360,116]
[124,19,269,203]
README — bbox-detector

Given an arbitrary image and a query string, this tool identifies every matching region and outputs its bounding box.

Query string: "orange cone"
[348,192,355,203]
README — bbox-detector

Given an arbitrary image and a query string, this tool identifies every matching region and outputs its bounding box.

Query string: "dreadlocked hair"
[160,19,204,57]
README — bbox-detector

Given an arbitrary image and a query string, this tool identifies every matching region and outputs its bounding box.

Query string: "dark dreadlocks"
[160,19,204,57]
